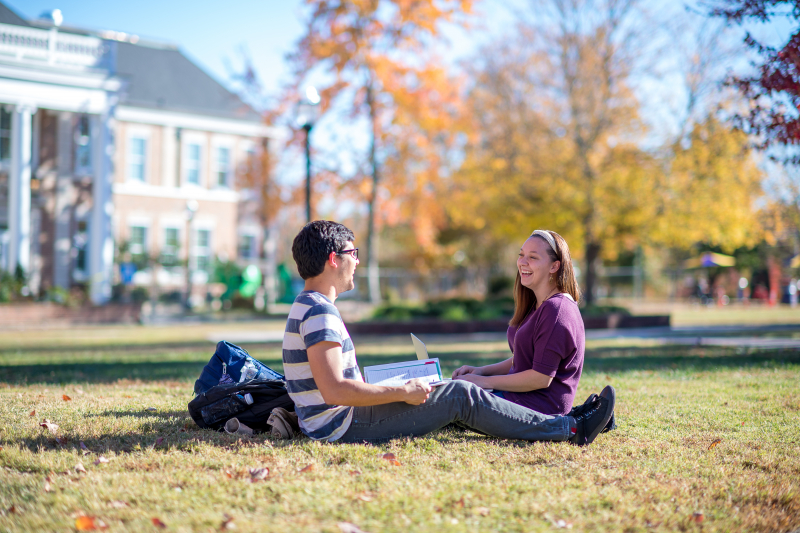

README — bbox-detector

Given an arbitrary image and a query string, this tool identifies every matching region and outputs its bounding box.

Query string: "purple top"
[503,293,585,416]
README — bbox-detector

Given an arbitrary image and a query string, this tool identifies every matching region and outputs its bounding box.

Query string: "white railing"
[0,23,106,68]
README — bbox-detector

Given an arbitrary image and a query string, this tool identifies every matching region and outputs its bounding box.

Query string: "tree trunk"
[366,79,381,304]
[583,241,601,306]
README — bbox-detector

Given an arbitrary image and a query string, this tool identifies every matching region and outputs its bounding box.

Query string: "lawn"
[0,324,799,532]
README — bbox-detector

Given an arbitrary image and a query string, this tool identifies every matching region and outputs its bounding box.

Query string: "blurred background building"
[0,2,275,304]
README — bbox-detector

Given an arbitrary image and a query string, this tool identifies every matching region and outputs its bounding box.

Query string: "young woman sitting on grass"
[453,230,611,420]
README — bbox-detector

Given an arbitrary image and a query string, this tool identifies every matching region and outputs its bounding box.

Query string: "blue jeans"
[338,380,571,444]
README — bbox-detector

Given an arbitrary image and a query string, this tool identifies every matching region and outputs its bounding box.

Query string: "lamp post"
[184,199,198,310]
[296,86,321,222]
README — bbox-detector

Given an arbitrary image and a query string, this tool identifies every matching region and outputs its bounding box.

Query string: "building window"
[238,234,256,260]
[0,108,11,162]
[161,227,180,267]
[75,115,91,173]
[186,143,202,185]
[194,229,211,272]
[129,225,148,265]
[73,220,89,274]
[128,137,147,182]
[216,146,230,187]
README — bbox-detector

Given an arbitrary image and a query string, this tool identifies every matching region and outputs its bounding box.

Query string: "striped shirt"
[282,290,363,441]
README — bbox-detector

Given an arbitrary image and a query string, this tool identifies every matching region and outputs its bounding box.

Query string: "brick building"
[0,3,275,304]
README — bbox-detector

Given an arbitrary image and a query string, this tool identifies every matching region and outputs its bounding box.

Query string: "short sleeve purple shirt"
[503,293,585,416]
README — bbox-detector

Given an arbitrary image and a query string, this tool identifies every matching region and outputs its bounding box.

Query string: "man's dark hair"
[292,221,355,280]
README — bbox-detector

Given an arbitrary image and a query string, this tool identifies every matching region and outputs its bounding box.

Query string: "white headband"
[531,230,557,254]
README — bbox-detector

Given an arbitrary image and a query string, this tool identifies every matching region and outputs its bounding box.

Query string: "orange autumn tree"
[287,0,472,303]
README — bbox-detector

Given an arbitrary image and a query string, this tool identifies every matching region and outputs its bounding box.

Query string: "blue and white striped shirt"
[282,291,363,441]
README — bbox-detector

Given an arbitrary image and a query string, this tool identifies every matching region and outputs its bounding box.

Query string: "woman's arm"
[452,357,513,378]
[454,368,552,392]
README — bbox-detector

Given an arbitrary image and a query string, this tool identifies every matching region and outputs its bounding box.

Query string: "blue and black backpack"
[188,341,295,432]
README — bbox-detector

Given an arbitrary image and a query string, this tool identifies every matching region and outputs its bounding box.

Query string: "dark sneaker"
[599,386,617,433]
[568,385,615,446]
[569,391,616,433]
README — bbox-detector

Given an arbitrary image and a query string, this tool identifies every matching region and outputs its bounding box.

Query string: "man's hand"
[401,378,432,405]
[452,365,482,378]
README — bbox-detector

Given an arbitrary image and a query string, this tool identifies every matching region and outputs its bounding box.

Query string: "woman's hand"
[453,373,489,388]
[452,365,483,378]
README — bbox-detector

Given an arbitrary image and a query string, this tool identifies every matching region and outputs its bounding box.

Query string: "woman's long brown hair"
[509,230,581,327]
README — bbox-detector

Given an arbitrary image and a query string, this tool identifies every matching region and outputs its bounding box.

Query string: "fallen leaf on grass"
[338,523,369,533]
[39,420,59,434]
[379,453,401,466]
[75,388,85,395]
[220,514,235,530]
[62,395,72,402]
[741,421,745,426]
[93,456,109,465]
[55,436,68,446]
[472,507,490,517]
[108,501,128,509]
[2,505,18,515]
[29,410,35,417]
[355,491,375,502]
[75,516,108,531]
[692,512,704,523]
[43,480,52,493]
[453,497,465,509]
[155,437,164,447]
[151,517,167,528]
[80,441,90,455]
[122,395,132,399]
[708,439,722,450]
[249,468,269,482]
[349,470,362,476]
[299,464,316,473]
[75,463,87,474]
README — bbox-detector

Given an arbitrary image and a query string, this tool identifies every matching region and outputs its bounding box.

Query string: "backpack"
[188,378,295,432]
[194,341,285,396]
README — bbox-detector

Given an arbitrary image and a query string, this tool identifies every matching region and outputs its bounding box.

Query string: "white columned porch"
[7,103,34,275]
[89,99,116,304]
[53,112,73,289]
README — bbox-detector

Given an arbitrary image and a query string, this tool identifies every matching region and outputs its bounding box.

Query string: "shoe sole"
[585,385,615,445]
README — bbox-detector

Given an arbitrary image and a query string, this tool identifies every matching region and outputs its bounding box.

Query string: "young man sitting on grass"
[282,220,615,445]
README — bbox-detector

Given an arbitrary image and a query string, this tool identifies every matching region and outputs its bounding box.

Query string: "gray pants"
[338,380,571,444]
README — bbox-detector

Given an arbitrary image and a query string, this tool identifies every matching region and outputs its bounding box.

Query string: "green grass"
[1,326,799,532]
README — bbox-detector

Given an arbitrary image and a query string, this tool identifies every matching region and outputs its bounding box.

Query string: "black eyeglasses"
[336,248,358,260]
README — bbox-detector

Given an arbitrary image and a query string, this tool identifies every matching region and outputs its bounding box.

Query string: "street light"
[184,199,198,310]
[296,86,321,222]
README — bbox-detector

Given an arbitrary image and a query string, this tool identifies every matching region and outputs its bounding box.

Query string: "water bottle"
[240,360,258,382]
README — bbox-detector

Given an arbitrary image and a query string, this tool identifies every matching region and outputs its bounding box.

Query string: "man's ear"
[328,251,338,268]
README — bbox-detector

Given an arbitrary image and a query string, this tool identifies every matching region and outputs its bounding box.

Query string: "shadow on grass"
[8,418,547,458]
[1,345,799,386]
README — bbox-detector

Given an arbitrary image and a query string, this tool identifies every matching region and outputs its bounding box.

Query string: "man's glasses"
[336,248,359,260]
